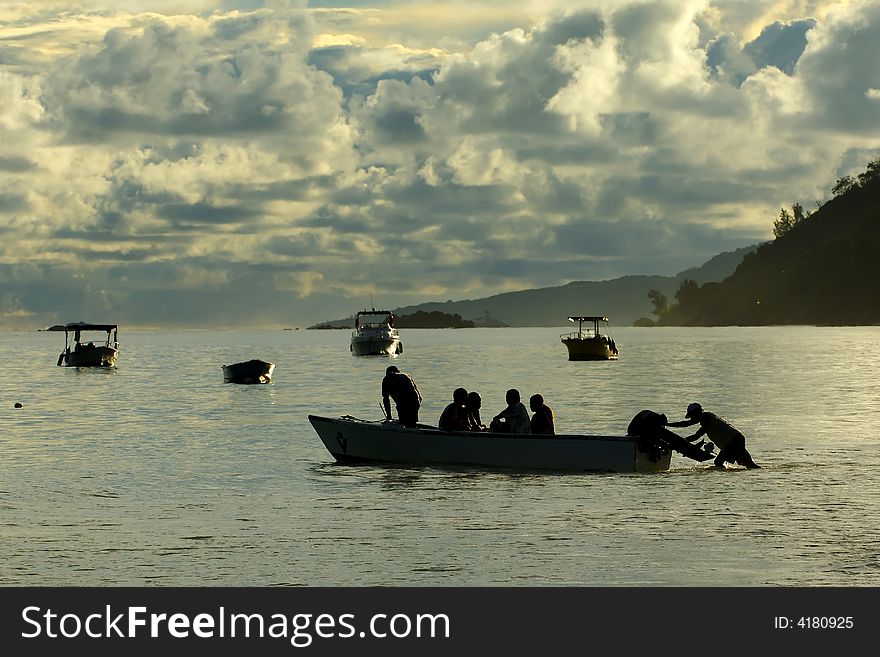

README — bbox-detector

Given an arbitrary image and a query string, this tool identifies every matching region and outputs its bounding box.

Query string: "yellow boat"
[561,316,619,361]
[55,322,119,368]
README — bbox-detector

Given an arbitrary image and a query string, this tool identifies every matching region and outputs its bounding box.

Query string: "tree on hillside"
[647,289,668,318]
[857,158,880,187]
[832,158,880,197]
[773,207,794,238]
[773,203,807,239]
[674,278,700,307]
[832,175,857,197]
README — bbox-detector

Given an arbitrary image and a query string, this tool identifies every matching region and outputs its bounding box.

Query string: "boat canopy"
[355,310,394,325]
[63,321,118,332]
[568,316,609,323]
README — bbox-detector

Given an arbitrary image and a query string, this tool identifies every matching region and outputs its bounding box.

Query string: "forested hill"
[658,162,880,325]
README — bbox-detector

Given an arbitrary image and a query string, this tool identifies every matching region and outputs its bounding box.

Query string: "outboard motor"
[628,410,715,463]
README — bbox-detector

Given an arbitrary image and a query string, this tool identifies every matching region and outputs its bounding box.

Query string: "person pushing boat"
[667,403,760,469]
[627,409,714,463]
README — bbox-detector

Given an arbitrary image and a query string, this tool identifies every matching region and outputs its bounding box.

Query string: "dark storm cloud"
[0,256,352,330]
[630,174,759,207]
[551,215,760,269]
[744,19,816,75]
[540,10,605,46]
[221,176,336,202]
[159,201,261,225]
[706,18,817,86]
[0,192,28,212]
[519,175,587,216]
[0,155,36,172]
[372,107,426,142]
[601,112,659,147]
[102,178,185,213]
[54,245,165,262]
[384,179,518,218]
[267,233,336,257]
[301,206,373,233]
[511,139,620,166]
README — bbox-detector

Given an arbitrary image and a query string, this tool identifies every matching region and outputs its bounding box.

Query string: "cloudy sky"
[1,0,878,329]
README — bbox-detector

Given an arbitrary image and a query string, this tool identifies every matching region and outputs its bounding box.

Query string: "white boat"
[56,322,119,368]
[350,309,402,356]
[222,359,275,384]
[308,415,672,473]
[561,316,619,361]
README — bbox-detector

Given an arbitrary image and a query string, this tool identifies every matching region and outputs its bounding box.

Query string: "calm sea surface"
[1,326,879,586]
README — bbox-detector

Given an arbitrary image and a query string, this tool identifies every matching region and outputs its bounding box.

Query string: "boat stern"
[634,443,672,472]
[561,337,618,361]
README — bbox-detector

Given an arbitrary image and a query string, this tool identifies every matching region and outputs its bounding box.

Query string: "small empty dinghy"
[222,359,275,384]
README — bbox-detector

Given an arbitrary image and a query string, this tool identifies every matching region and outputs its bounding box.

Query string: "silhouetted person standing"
[382,365,422,427]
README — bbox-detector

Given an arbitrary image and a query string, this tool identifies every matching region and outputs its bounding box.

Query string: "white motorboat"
[308,415,672,473]
[350,309,402,356]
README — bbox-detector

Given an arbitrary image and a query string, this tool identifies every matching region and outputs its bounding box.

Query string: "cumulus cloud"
[1,0,879,328]
[792,1,880,132]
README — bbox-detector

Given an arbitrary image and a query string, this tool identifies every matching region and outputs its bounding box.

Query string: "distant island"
[396,311,474,328]
[308,320,351,330]
[307,310,509,330]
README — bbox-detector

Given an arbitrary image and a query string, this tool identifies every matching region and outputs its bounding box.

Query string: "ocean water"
[1,326,879,586]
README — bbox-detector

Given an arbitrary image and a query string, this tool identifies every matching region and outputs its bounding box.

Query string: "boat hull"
[222,360,275,384]
[60,347,118,368]
[350,337,402,356]
[562,337,618,361]
[308,415,671,473]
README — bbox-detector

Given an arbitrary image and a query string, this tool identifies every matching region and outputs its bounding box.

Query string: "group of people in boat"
[381,366,555,435]
[382,365,759,468]
[439,387,555,435]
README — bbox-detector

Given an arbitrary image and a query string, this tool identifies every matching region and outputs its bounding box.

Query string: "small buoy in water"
[14,402,23,408]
